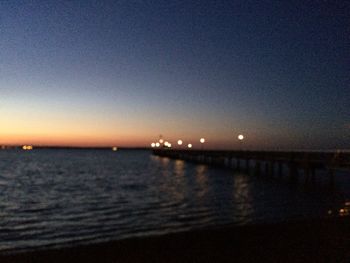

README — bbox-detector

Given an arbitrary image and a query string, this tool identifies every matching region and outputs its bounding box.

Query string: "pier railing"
[153,149,350,186]
[153,149,349,168]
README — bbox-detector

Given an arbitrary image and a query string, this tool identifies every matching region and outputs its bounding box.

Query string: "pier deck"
[153,149,350,185]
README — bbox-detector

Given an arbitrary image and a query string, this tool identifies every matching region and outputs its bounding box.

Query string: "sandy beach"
[1,217,349,263]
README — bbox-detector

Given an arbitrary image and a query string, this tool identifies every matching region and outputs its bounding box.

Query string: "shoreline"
[1,217,349,262]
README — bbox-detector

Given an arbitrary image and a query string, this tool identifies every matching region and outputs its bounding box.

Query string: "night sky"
[0,0,349,149]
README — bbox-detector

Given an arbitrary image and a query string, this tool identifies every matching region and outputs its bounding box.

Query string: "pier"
[153,149,350,186]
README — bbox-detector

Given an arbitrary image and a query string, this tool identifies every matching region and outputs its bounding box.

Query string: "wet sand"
[1,217,350,263]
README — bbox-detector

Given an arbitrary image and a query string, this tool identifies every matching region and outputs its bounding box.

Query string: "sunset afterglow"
[0,1,348,149]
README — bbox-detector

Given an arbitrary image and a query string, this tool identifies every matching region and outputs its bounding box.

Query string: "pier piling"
[153,149,350,188]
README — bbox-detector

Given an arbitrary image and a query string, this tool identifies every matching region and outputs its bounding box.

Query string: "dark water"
[0,149,347,253]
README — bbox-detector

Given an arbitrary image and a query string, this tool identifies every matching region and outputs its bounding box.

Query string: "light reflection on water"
[232,174,254,224]
[195,165,209,199]
[0,149,346,253]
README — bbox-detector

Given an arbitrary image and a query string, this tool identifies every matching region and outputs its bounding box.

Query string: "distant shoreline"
[1,145,349,152]
[1,217,349,263]
[0,146,150,150]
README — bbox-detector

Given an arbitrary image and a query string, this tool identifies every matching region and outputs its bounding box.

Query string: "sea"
[0,149,348,253]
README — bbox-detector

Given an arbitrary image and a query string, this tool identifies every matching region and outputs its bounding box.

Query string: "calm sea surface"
[0,149,348,253]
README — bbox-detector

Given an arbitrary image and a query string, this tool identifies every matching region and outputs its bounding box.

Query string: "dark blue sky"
[0,0,349,149]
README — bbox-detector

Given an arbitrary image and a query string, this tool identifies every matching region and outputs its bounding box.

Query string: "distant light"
[164,141,169,147]
[159,139,164,144]
[188,144,192,148]
[22,145,33,150]
[151,143,156,148]
[177,140,183,145]
[155,142,160,147]
[200,138,205,144]
[112,147,118,151]
[168,143,172,148]
[238,134,244,141]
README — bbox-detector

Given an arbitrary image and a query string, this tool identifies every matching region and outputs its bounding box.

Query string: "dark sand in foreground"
[1,217,350,263]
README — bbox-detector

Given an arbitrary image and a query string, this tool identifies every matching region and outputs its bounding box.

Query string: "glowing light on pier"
[164,141,169,147]
[238,134,244,141]
[155,142,160,147]
[112,147,118,151]
[151,142,156,148]
[200,138,205,150]
[159,139,164,144]
[177,140,183,145]
[188,144,192,148]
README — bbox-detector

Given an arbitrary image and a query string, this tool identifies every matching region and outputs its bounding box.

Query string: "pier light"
[155,142,160,147]
[164,141,169,147]
[188,143,192,148]
[168,143,172,148]
[112,147,118,151]
[177,140,183,146]
[200,138,205,150]
[151,143,156,148]
[159,139,164,144]
[238,134,244,141]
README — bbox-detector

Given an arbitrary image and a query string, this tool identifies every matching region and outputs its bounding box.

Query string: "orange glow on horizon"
[0,111,304,149]
[0,132,157,148]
